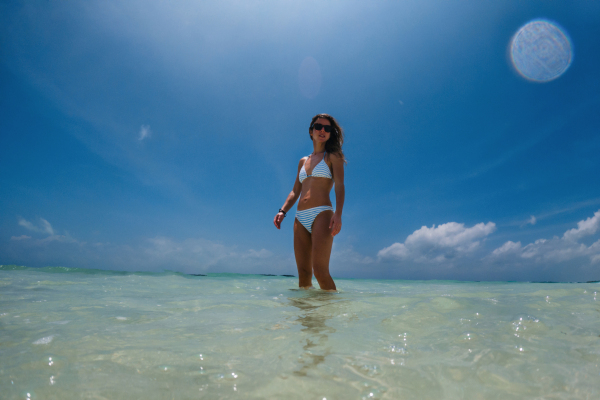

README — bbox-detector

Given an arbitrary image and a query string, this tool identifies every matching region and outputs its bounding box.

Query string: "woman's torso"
[297,153,334,211]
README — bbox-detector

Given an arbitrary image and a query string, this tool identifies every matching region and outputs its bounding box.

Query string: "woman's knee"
[312,266,331,282]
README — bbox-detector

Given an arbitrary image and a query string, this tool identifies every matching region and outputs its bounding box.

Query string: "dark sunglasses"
[313,123,332,133]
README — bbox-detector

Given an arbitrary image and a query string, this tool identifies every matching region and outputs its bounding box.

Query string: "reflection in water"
[287,291,343,377]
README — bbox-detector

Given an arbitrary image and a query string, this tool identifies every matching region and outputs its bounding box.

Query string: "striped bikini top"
[299,152,333,183]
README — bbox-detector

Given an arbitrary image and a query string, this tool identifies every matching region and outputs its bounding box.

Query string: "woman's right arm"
[274,158,305,229]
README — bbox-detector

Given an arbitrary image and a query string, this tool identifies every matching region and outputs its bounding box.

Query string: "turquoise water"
[1,266,599,399]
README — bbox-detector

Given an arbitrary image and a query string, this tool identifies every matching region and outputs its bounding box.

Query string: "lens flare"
[510,20,572,82]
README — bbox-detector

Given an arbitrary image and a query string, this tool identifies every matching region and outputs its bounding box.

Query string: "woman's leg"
[311,210,336,291]
[294,218,313,288]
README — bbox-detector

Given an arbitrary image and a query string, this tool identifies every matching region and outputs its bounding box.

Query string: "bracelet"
[278,208,287,217]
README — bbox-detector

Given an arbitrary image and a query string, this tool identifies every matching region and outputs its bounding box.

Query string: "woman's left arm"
[329,153,345,237]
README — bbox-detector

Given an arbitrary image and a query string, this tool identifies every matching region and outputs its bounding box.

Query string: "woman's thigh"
[311,210,334,270]
[294,218,312,271]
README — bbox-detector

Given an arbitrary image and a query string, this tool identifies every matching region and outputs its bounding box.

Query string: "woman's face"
[311,117,331,144]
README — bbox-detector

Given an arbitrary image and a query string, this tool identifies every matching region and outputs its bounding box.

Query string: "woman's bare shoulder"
[327,152,344,164]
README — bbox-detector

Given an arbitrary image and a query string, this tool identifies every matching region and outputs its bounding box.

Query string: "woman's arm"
[329,153,345,236]
[274,158,305,229]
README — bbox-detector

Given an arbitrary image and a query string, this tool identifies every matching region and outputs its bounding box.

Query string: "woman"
[274,114,346,291]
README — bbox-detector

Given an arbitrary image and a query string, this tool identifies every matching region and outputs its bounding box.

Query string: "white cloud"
[140,237,288,273]
[243,249,274,259]
[145,236,232,268]
[378,221,496,262]
[39,234,79,244]
[520,238,589,263]
[9,216,288,274]
[41,219,54,235]
[15,217,81,247]
[491,240,521,256]
[18,218,54,235]
[3,232,292,275]
[562,210,600,241]
[524,215,536,226]
[10,235,31,241]
[333,245,376,265]
[8,210,600,281]
[377,242,409,259]
[138,124,151,141]
[492,209,600,265]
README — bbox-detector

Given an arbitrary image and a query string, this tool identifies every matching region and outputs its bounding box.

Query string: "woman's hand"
[329,213,342,236]
[274,212,285,229]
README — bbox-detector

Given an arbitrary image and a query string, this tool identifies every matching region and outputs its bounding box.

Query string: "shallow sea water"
[1,266,599,399]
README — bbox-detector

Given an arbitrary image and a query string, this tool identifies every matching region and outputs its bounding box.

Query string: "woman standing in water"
[274,114,346,291]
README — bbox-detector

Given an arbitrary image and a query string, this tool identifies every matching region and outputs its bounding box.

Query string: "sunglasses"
[313,123,332,133]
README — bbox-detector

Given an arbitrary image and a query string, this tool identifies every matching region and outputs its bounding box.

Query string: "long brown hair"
[309,113,347,164]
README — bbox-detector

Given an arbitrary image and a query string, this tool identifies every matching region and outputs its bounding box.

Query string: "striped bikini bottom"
[296,206,334,234]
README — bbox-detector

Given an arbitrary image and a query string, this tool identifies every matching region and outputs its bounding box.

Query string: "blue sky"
[1,0,599,281]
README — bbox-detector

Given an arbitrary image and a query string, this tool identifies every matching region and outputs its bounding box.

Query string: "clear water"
[1,266,599,399]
